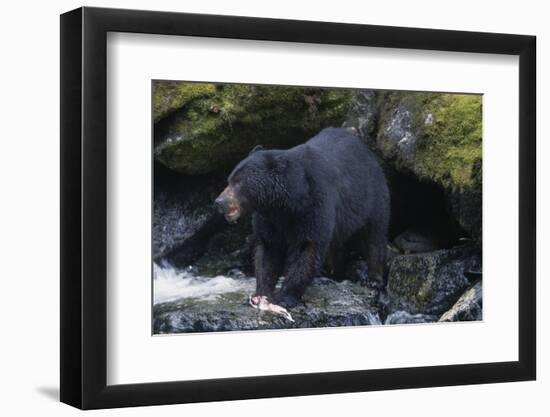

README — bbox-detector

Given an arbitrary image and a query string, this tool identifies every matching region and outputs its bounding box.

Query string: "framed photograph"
[60,6,536,409]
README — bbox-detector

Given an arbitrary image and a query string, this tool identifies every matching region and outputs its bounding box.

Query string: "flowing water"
[153,262,255,305]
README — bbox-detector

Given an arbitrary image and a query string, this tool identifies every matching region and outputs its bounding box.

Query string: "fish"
[249,295,295,323]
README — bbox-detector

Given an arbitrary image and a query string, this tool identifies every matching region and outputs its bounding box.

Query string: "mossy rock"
[153,83,352,175]
[347,90,482,239]
[153,81,217,123]
[376,91,482,192]
[385,245,481,315]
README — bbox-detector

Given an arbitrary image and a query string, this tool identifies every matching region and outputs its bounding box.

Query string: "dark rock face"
[393,227,447,254]
[385,245,481,315]
[153,169,226,265]
[193,220,253,277]
[154,277,381,333]
[153,189,216,261]
[447,187,483,242]
[439,281,482,322]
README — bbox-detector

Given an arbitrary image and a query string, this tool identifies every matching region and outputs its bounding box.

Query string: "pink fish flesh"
[249,295,295,322]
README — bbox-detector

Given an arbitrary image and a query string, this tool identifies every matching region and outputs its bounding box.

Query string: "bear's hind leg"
[359,219,388,290]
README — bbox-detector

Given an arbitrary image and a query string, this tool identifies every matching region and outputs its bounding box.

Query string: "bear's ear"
[249,145,264,155]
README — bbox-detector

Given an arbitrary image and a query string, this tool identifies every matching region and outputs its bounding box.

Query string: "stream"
[153,262,384,333]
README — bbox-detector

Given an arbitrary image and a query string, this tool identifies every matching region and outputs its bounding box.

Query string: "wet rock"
[154,83,352,175]
[153,277,381,333]
[193,219,253,276]
[384,310,438,325]
[342,89,379,146]
[386,243,402,264]
[439,281,482,322]
[386,245,481,315]
[153,173,225,264]
[447,186,483,241]
[393,227,445,254]
[377,105,417,171]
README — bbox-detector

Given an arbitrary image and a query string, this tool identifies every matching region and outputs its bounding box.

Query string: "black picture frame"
[60,6,536,410]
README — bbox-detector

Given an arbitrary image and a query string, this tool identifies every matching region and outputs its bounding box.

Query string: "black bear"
[215,127,390,308]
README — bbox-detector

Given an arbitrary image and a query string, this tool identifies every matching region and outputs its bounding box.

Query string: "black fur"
[225,128,390,308]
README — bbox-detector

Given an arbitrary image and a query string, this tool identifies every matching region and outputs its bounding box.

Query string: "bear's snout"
[214,186,242,223]
[214,195,227,212]
[214,186,232,211]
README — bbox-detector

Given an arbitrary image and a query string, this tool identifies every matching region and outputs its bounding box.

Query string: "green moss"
[416,94,482,191]
[378,91,482,191]
[152,81,217,122]
[154,83,352,175]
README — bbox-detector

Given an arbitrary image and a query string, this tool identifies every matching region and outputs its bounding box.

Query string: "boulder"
[153,81,217,123]
[439,281,482,322]
[153,277,381,333]
[154,83,352,175]
[342,89,378,145]
[385,245,481,315]
[346,90,483,240]
[376,91,482,192]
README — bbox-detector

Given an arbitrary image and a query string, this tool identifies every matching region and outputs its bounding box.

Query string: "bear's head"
[215,145,302,223]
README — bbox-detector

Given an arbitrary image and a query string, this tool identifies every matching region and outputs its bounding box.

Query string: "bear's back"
[302,128,380,177]
[300,128,388,232]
